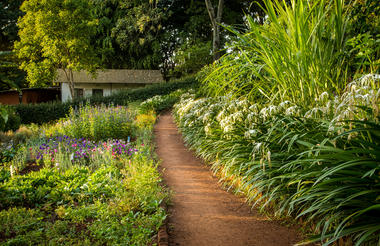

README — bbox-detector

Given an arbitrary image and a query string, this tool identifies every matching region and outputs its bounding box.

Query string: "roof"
[55,69,163,84]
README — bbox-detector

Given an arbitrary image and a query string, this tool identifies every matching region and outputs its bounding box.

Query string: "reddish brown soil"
[19,161,43,175]
[154,112,303,246]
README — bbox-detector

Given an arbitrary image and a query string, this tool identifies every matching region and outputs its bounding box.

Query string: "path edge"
[155,114,169,246]
[158,202,169,246]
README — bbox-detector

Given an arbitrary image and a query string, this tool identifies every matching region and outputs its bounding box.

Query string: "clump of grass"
[200,0,351,106]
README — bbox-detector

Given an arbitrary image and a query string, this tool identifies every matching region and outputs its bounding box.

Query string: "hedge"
[13,76,198,125]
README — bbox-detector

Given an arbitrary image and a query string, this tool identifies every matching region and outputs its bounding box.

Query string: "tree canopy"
[9,0,264,90]
[14,0,99,97]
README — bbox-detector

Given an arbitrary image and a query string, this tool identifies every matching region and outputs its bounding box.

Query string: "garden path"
[154,111,302,246]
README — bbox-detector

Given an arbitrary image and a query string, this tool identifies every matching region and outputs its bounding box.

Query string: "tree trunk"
[205,0,224,61]
[63,68,75,100]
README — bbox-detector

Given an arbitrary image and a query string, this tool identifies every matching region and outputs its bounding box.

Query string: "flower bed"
[0,106,167,245]
[173,77,380,245]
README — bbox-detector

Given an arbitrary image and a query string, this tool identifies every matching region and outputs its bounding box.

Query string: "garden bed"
[0,104,168,245]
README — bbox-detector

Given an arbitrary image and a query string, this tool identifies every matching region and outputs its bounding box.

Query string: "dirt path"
[154,112,302,246]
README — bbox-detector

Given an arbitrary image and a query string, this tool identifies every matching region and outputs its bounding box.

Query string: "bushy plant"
[139,89,187,114]
[44,105,135,141]
[0,161,166,245]
[14,100,71,125]
[0,105,21,132]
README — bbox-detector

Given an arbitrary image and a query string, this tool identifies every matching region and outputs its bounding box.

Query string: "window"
[92,89,103,97]
[74,88,84,98]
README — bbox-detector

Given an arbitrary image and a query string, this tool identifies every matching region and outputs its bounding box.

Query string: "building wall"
[59,69,163,102]
[56,69,163,84]
[0,88,60,105]
[61,82,146,102]
[0,91,20,105]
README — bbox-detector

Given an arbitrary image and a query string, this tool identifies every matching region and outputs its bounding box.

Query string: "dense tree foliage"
[0,0,25,91]
[90,0,165,70]
[0,0,23,51]
[14,0,100,98]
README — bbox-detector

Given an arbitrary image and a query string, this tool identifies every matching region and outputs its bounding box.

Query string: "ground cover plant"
[0,104,167,245]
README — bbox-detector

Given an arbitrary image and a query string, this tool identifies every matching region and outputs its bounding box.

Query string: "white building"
[55,69,164,102]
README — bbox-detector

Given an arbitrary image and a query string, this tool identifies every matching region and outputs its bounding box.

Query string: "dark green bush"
[0,106,21,132]
[13,76,198,125]
[14,101,71,125]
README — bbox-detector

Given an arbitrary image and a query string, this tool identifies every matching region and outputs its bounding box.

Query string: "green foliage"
[173,76,380,245]
[111,0,164,69]
[14,101,71,125]
[171,40,213,78]
[0,0,23,51]
[45,105,135,141]
[0,106,8,131]
[0,164,166,245]
[0,51,26,91]
[139,89,189,114]
[13,77,198,125]
[14,0,100,88]
[0,104,167,245]
[346,33,379,75]
[0,105,20,132]
[200,0,351,106]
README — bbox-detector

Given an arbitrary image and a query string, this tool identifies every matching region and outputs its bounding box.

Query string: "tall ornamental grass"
[173,76,380,245]
[200,0,350,106]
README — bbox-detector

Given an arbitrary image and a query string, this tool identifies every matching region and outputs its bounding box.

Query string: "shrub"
[0,105,21,132]
[14,101,71,125]
[139,88,192,114]
[43,105,136,141]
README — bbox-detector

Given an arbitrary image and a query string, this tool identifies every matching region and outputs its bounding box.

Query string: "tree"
[88,0,166,70]
[111,0,164,69]
[14,0,100,99]
[205,0,224,61]
[0,51,26,91]
[0,0,26,91]
[0,0,23,51]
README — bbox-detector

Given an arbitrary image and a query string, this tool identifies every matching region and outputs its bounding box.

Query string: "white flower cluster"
[174,74,379,168]
[304,74,380,123]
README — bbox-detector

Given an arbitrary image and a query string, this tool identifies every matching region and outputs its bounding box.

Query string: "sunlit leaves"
[14,0,100,87]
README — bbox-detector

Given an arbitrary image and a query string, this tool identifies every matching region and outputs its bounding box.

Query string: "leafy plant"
[173,78,380,245]
[200,0,351,106]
